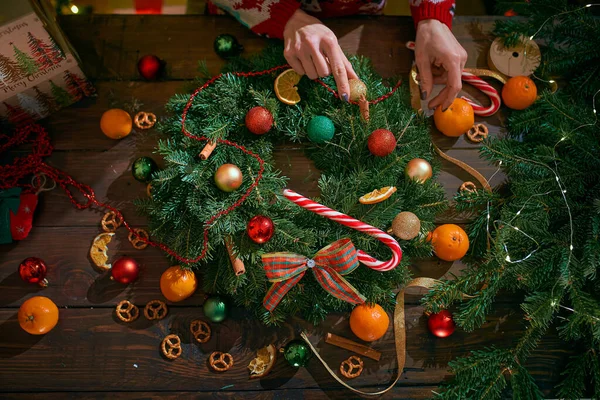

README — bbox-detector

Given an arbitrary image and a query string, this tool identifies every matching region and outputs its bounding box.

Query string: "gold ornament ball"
[100,109,132,140]
[391,212,421,240]
[348,79,367,101]
[214,164,243,192]
[405,158,432,183]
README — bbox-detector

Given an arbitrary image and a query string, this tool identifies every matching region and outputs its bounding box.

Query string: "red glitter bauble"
[367,129,397,157]
[245,106,273,135]
[111,256,140,284]
[427,310,456,338]
[18,257,48,287]
[246,215,275,244]
[137,55,163,80]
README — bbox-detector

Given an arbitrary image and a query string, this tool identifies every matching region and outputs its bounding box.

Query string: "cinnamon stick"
[199,141,217,160]
[224,236,245,276]
[358,95,370,123]
[325,333,381,361]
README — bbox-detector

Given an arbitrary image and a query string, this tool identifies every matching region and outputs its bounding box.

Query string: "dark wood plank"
[0,226,470,308]
[58,15,498,81]
[0,306,565,396]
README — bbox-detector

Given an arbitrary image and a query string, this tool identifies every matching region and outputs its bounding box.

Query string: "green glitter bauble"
[306,115,335,144]
[203,295,228,323]
[132,156,157,183]
[283,340,312,367]
[214,34,243,59]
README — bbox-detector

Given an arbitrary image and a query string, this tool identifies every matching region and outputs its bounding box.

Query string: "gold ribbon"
[300,277,439,396]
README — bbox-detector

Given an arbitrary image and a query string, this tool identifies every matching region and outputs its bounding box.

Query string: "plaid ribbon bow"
[262,238,366,312]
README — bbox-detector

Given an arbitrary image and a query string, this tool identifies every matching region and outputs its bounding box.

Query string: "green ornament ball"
[306,115,335,144]
[203,295,228,323]
[214,34,243,59]
[283,339,312,367]
[132,156,158,183]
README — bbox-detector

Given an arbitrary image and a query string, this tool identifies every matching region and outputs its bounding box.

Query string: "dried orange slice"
[359,186,397,205]
[90,232,114,271]
[248,344,277,379]
[274,69,302,105]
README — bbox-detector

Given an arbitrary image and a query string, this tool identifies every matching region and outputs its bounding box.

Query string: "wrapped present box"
[0,0,94,124]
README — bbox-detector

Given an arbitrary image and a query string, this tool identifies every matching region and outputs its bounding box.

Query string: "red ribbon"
[262,238,366,312]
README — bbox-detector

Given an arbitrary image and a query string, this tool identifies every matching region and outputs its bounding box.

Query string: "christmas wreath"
[137,46,446,325]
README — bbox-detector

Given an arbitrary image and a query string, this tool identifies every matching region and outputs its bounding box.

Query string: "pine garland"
[136,46,447,325]
[425,1,600,398]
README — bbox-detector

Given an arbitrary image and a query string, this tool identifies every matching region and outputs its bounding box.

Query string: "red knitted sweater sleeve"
[410,0,456,29]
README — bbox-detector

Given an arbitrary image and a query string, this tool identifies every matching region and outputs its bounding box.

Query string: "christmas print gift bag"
[0,2,94,124]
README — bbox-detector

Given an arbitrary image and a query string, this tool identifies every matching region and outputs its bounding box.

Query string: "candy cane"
[405,41,502,117]
[283,189,402,272]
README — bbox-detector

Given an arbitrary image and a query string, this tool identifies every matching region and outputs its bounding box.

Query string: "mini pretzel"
[129,228,149,250]
[144,300,168,320]
[209,351,234,372]
[459,181,477,193]
[340,356,364,379]
[190,319,211,343]
[134,111,157,129]
[101,211,123,232]
[115,300,139,322]
[466,123,489,143]
[161,334,182,360]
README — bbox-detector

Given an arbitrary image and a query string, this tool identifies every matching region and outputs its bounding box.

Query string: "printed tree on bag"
[49,79,73,107]
[27,32,63,70]
[11,42,38,76]
[0,54,22,85]
[17,93,46,118]
[63,70,94,99]
[2,101,33,125]
[33,86,57,113]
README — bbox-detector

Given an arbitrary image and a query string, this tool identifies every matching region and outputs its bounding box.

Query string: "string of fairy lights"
[481,5,599,307]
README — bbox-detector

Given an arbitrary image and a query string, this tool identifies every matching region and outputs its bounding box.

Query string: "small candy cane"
[283,189,402,272]
[406,41,502,117]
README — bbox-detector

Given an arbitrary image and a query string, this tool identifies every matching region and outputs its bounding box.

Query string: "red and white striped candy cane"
[405,41,501,117]
[283,189,402,272]
[460,72,501,117]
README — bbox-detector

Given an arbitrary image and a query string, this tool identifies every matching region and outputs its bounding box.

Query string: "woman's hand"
[415,19,467,111]
[283,9,358,102]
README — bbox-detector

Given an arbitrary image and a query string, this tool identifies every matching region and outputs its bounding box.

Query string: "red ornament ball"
[18,257,48,287]
[137,55,163,80]
[111,256,140,284]
[428,310,456,338]
[246,215,275,244]
[368,129,397,157]
[245,106,273,135]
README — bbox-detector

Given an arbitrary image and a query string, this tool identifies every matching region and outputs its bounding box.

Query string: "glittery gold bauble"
[214,163,243,192]
[348,79,367,101]
[391,212,421,240]
[405,158,432,183]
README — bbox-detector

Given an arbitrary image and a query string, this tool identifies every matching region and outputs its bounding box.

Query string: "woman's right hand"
[283,9,358,102]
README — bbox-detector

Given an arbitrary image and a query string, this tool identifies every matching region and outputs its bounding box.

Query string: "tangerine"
[349,303,389,342]
[100,109,132,140]
[18,296,59,335]
[429,224,469,261]
[502,76,537,110]
[160,266,197,302]
[433,98,474,137]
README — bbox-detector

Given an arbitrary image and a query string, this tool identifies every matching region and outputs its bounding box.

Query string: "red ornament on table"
[137,55,163,80]
[368,129,397,157]
[18,257,48,287]
[246,215,274,244]
[111,256,140,284]
[245,106,273,135]
[428,310,456,338]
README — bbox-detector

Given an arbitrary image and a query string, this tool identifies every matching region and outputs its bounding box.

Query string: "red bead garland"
[0,64,403,265]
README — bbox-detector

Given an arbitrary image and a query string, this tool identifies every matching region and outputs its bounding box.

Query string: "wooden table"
[0,15,566,399]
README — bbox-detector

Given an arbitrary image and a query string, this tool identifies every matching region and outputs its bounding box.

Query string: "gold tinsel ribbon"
[300,277,440,396]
